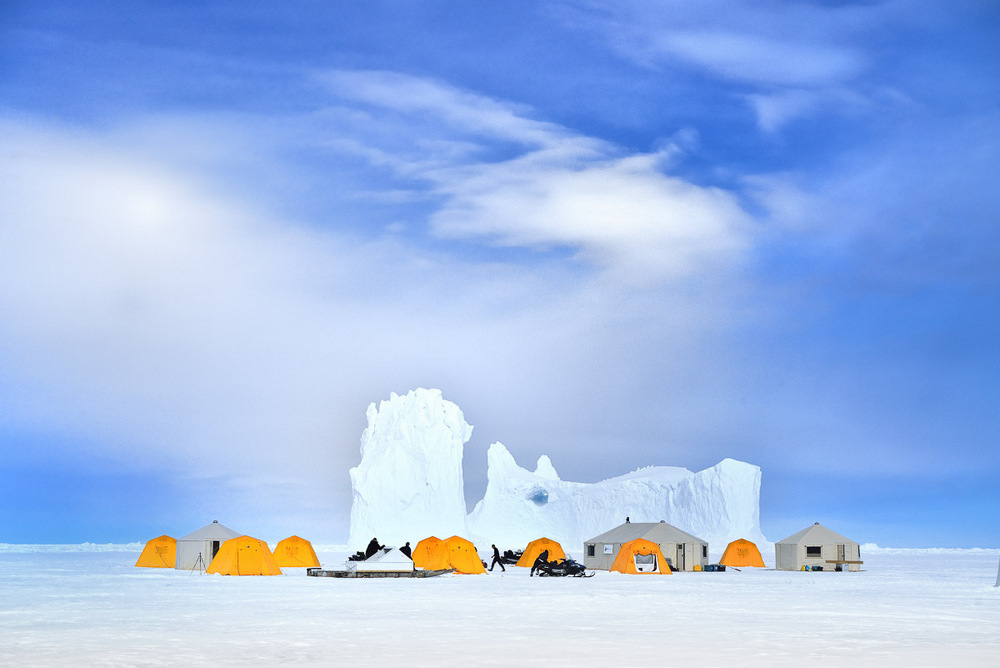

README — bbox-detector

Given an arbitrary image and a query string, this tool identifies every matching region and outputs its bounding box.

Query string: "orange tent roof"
[610,538,672,574]
[515,537,566,567]
[206,536,282,575]
[719,538,766,568]
[412,536,450,570]
[444,536,486,574]
[272,535,320,568]
[411,535,485,574]
[135,535,176,568]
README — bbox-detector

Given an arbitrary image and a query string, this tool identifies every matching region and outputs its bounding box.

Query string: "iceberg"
[466,443,766,550]
[347,388,473,551]
[348,388,767,554]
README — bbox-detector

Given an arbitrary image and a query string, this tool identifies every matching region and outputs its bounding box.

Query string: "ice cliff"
[466,443,766,549]
[347,388,473,550]
[348,388,766,552]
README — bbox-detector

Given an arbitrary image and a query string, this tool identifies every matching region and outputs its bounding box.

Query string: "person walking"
[489,544,505,572]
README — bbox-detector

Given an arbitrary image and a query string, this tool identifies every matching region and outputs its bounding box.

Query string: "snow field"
[1,548,998,666]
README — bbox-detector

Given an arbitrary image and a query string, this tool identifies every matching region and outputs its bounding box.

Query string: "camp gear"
[516,537,566,567]
[175,521,242,572]
[610,538,672,574]
[535,557,593,577]
[206,536,282,576]
[135,535,176,568]
[719,539,765,568]
[272,535,321,568]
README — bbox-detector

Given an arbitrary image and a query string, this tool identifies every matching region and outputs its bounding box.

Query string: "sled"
[307,568,453,578]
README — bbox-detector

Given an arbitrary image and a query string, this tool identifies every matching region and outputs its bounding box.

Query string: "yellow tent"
[272,535,321,568]
[610,538,672,574]
[719,538,766,568]
[411,535,486,573]
[135,535,176,568]
[206,536,282,575]
[412,536,450,570]
[444,536,486,574]
[515,537,566,567]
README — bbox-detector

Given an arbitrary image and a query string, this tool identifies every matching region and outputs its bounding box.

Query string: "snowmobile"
[535,558,594,577]
[501,549,523,565]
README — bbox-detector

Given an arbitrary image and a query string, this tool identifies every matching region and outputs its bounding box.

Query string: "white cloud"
[658,31,864,88]
[747,87,875,132]
[317,70,752,284]
[0,115,755,538]
[564,0,916,130]
[429,149,750,283]
[319,69,568,148]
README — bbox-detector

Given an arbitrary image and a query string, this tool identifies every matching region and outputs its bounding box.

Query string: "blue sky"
[1,1,998,547]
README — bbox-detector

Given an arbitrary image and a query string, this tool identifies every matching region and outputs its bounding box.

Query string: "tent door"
[212,540,221,559]
[836,544,846,571]
[676,544,685,571]
[634,553,657,573]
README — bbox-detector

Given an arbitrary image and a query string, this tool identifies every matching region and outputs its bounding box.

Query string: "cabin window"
[806,545,822,558]
[586,544,595,557]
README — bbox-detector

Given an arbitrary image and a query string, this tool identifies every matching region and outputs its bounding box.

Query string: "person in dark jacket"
[530,549,549,576]
[365,537,382,559]
[400,541,412,558]
[489,544,505,572]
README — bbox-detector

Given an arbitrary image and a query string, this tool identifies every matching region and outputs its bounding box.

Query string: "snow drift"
[348,388,766,553]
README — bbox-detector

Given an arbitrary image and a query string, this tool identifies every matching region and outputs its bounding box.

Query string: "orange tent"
[610,538,671,574]
[515,537,566,567]
[411,535,486,574]
[412,536,450,570]
[135,535,176,568]
[444,536,486,574]
[206,536,282,575]
[719,538,766,568]
[272,535,321,568]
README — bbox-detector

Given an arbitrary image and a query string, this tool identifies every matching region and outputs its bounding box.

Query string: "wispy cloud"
[429,149,749,283]
[657,31,864,88]
[320,70,567,148]
[317,69,752,284]
[0,112,755,536]
[564,0,923,131]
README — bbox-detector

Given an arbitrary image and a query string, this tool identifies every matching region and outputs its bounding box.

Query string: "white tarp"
[354,546,415,572]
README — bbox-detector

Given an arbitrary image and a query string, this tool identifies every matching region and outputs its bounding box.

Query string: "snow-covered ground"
[1,545,998,666]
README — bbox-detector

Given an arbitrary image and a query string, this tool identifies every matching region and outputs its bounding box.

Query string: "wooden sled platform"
[307,568,453,578]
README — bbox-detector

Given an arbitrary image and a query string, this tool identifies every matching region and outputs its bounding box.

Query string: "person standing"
[365,537,382,559]
[400,541,412,558]
[489,544,505,572]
